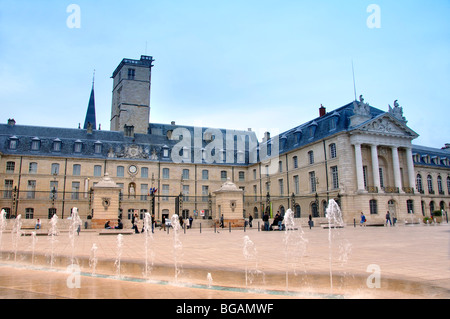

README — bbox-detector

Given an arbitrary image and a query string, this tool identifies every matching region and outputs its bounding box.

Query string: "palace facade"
[1,55,449,225]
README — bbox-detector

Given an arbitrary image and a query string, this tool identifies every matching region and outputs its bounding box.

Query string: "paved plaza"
[0,222,449,299]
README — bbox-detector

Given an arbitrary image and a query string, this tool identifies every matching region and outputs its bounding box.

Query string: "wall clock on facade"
[128,165,138,175]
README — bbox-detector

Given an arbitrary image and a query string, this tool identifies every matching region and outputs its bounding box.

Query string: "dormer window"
[31,137,40,151]
[94,141,102,154]
[74,140,82,153]
[53,139,62,152]
[9,136,18,150]
[162,145,169,158]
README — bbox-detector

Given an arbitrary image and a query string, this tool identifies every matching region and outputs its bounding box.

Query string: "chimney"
[171,121,176,126]
[442,143,450,150]
[263,131,271,142]
[319,104,326,117]
[7,119,16,126]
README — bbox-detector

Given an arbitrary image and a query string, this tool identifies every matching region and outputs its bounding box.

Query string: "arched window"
[437,176,443,194]
[427,175,434,194]
[416,174,423,193]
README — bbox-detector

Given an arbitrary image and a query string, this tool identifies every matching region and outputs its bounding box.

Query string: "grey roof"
[1,100,448,169]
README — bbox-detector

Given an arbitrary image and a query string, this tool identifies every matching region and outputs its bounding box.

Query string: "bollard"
[258,221,260,232]
[184,223,186,234]
[229,222,231,233]
[354,218,356,228]
[214,223,216,233]
[200,223,202,234]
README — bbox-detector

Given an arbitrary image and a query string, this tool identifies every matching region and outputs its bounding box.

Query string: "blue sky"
[0,0,449,148]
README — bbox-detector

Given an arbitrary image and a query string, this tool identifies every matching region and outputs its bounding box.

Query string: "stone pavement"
[0,222,449,299]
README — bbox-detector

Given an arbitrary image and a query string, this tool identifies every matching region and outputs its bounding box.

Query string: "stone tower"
[110,55,155,135]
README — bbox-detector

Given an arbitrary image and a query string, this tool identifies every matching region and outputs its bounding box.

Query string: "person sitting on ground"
[105,221,112,229]
[115,219,123,230]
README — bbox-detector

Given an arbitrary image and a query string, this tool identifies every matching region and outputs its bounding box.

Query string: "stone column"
[370,144,382,193]
[391,147,403,193]
[354,143,366,193]
[405,147,416,190]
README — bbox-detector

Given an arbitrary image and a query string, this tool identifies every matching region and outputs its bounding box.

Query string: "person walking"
[385,211,392,227]
[248,214,253,228]
[220,214,225,228]
[308,214,313,229]
[360,212,366,227]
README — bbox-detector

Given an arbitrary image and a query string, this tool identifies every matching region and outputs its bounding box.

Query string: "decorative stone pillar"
[370,144,382,193]
[213,178,244,227]
[354,143,366,193]
[391,147,404,193]
[405,147,416,191]
[91,173,121,229]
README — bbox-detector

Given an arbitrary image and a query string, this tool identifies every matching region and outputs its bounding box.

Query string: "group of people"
[359,211,397,227]
[262,211,287,231]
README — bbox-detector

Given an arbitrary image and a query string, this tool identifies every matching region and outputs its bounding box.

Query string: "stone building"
[0,55,449,225]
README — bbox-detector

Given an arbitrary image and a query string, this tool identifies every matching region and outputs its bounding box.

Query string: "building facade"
[0,56,449,225]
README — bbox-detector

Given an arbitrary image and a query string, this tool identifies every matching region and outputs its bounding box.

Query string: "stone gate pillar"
[91,173,121,229]
[213,178,244,227]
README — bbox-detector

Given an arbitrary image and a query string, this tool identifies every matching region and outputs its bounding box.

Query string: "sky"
[0,0,449,148]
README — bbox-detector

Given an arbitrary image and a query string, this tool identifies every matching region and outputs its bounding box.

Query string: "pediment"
[356,114,419,139]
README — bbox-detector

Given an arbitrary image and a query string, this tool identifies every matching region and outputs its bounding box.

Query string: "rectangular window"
[294,175,299,195]
[51,163,60,175]
[94,143,102,154]
[128,68,135,80]
[4,180,13,199]
[182,169,190,180]
[279,179,284,195]
[253,169,257,180]
[239,171,245,182]
[331,166,339,189]
[293,156,298,169]
[309,171,316,193]
[202,170,209,180]
[6,162,15,173]
[50,181,58,200]
[140,184,148,201]
[71,182,80,200]
[53,141,62,152]
[379,168,385,188]
[162,184,169,201]
[27,180,36,199]
[25,208,34,220]
[73,164,81,176]
[308,151,314,165]
[141,167,149,178]
[221,171,227,181]
[162,168,170,179]
[94,165,102,177]
[253,185,258,201]
[182,185,190,202]
[202,185,209,202]
[117,166,124,177]
[370,200,378,215]
[74,142,82,153]
[31,140,40,151]
[29,162,38,174]
[363,166,368,189]
[279,161,283,173]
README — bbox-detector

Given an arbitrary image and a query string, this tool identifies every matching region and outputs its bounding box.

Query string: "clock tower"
[110,55,155,135]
